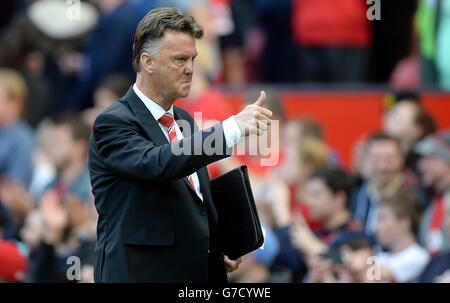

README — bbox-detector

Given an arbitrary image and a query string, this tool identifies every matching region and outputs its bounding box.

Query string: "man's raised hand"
[234,91,272,136]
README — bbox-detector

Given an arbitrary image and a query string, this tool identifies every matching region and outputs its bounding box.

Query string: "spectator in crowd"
[286,168,363,283]
[278,117,340,192]
[306,232,375,283]
[38,114,93,204]
[23,190,96,282]
[383,92,437,176]
[29,118,57,200]
[82,73,132,128]
[0,68,35,187]
[351,135,372,189]
[419,191,450,282]
[415,130,450,256]
[292,136,333,230]
[0,176,35,240]
[291,0,372,83]
[20,113,96,282]
[0,68,35,239]
[290,167,360,259]
[374,191,429,283]
[253,168,308,282]
[306,191,426,283]
[350,133,426,236]
[281,117,331,185]
[272,118,336,250]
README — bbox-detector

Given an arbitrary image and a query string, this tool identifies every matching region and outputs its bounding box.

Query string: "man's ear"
[140,52,155,74]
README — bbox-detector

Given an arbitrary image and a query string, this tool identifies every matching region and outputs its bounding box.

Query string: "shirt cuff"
[222,115,242,148]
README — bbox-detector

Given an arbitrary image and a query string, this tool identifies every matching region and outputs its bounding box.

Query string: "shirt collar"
[367,173,404,201]
[133,83,174,121]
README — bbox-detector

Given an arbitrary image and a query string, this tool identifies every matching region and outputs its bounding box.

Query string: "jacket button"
[200,209,207,216]
[203,237,209,244]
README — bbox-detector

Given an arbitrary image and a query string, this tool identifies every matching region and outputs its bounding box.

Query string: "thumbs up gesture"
[234,91,273,136]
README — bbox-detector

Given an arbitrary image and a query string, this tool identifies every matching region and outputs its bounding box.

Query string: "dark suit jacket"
[88,88,232,282]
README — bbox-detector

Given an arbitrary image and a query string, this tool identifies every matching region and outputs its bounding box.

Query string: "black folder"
[210,165,264,260]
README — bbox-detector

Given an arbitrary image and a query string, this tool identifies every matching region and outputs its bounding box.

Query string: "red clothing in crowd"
[425,195,446,257]
[291,0,372,47]
[0,240,27,282]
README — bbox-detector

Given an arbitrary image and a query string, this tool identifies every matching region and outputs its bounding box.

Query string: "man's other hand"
[224,255,243,273]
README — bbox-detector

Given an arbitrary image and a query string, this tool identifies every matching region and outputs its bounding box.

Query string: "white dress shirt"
[133,84,241,201]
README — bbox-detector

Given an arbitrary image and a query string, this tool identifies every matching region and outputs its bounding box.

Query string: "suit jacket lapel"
[125,87,168,147]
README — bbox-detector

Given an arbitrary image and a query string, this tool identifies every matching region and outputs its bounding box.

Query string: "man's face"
[365,140,404,188]
[375,205,406,248]
[418,155,450,191]
[151,31,197,102]
[305,178,337,222]
[384,102,419,145]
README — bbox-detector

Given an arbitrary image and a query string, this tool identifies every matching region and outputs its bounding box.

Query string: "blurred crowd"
[0,0,450,283]
[221,90,450,283]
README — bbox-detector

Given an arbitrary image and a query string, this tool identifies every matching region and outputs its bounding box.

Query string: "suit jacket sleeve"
[92,112,232,181]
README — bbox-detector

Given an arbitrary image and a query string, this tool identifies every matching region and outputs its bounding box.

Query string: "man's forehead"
[159,31,197,54]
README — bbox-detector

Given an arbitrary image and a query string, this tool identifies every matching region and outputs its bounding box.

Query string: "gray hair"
[132,7,203,72]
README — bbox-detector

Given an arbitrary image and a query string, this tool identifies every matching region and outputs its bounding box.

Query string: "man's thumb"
[254,91,266,107]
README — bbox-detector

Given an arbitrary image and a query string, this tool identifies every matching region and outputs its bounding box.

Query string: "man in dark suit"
[88,7,272,282]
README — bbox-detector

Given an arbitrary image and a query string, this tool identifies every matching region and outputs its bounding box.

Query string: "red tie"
[159,113,196,191]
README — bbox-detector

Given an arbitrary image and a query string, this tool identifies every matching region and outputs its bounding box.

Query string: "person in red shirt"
[291,0,372,82]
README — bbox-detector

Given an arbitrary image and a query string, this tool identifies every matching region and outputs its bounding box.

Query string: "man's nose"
[184,58,194,74]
